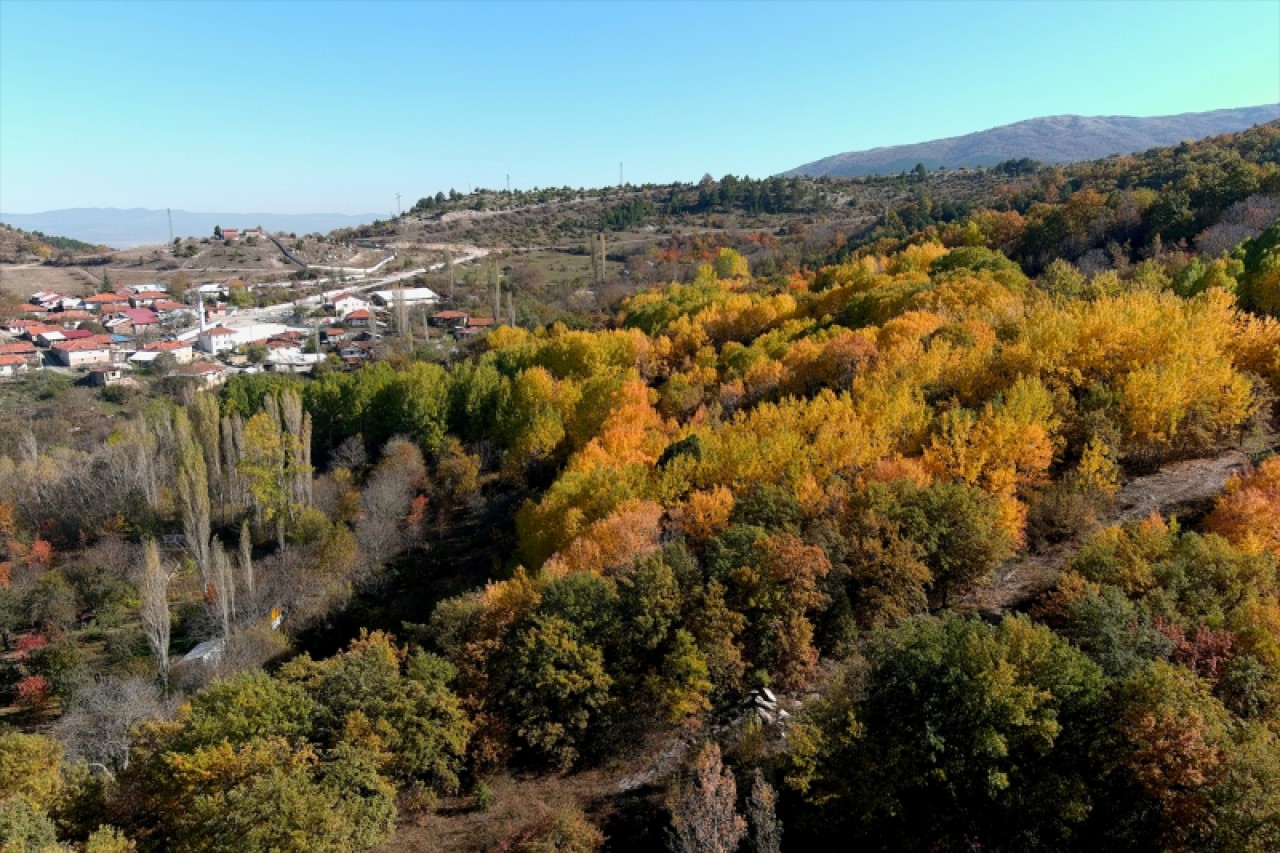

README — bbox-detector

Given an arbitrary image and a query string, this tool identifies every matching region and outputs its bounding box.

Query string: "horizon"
[2,0,1278,215]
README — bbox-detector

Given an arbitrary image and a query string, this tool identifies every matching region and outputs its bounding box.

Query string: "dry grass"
[0,265,99,298]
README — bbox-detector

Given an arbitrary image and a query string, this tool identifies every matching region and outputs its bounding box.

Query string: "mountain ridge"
[0,207,382,249]
[781,104,1280,178]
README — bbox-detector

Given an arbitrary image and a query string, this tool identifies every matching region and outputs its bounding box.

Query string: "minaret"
[197,290,207,332]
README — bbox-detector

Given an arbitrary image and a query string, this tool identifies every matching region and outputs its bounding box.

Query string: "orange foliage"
[1206,457,1280,556]
[542,499,665,578]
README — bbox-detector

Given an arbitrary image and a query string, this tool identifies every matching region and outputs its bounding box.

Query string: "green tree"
[499,615,613,770]
[787,614,1107,850]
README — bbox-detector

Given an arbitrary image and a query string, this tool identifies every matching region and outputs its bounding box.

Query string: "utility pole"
[396,193,401,217]
[506,174,510,193]
[167,208,174,244]
[619,162,623,188]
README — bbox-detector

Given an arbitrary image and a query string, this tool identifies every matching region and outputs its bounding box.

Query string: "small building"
[339,341,374,366]
[344,309,375,329]
[371,287,439,308]
[83,292,130,311]
[118,307,160,332]
[0,354,29,380]
[34,327,67,346]
[172,361,229,388]
[151,299,189,315]
[321,327,348,344]
[52,338,113,368]
[140,339,195,364]
[222,228,241,241]
[430,309,469,329]
[331,293,370,317]
[3,319,41,336]
[88,366,126,386]
[0,341,39,365]
[60,328,95,341]
[197,325,237,354]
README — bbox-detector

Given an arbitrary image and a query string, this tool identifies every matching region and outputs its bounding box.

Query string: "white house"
[0,355,29,380]
[140,339,195,364]
[52,338,114,368]
[331,293,370,318]
[371,287,439,308]
[197,326,237,354]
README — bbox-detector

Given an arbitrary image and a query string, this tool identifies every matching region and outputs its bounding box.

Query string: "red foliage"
[406,494,430,528]
[16,675,51,708]
[26,539,53,567]
[15,634,49,654]
[1154,618,1236,682]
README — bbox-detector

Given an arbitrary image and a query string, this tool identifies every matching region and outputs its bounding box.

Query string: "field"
[0,264,100,298]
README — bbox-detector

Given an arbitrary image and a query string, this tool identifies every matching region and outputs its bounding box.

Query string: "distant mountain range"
[0,208,381,249]
[782,104,1280,178]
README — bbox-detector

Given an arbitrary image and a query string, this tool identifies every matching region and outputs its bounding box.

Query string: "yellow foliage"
[673,487,735,544]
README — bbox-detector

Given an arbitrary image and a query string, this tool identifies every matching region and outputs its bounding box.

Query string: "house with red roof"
[197,325,238,354]
[0,354,30,380]
[3,319,41,336]
[344,309,375,329]
[109,308,160,335]
[52,337,115,368]
[139,339,194,364]
[430,309,469,329]
[173,361,229,388]
[0,341,39,365]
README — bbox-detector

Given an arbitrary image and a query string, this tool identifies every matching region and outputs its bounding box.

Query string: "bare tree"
[211,539,234,639]
[746,770,782,853]
[354,437,423,567]
[176,410,212,585]
[138,539,171,695]
[239,519,255,609]
[668,742,746,853]
[55,676,168,774]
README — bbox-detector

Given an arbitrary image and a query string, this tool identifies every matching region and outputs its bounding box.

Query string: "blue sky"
[2,0,1277,214]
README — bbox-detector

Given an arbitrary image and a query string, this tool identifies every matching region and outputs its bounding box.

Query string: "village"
[0,260,499,389]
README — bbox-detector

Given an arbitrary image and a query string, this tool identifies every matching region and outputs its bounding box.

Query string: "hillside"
[782,104,1280,177]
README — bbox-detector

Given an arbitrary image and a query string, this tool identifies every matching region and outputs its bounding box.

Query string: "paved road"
[218,246,488,331]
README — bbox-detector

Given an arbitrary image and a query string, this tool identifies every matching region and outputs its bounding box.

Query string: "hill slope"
[0,208,381,249]
[782,104,1280,177]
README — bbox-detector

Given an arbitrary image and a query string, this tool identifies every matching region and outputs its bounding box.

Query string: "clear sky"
[2,0,1277,214]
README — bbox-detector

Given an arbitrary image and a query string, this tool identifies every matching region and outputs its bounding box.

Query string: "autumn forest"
[3,122,1280,852]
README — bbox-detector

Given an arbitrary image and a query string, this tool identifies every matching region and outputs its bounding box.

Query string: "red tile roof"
[52,338,112,352]
[176,362,226,375]
[0,342,36,355]
[0,355,28,367]
[61,329,95,340]
[120,308,159,324]
[142,340,192,352]
[201,326,236,337]
[433,310,469,320]
[346,309,372,320]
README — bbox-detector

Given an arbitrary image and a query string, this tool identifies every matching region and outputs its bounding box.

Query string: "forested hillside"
[2,126,1280,852]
